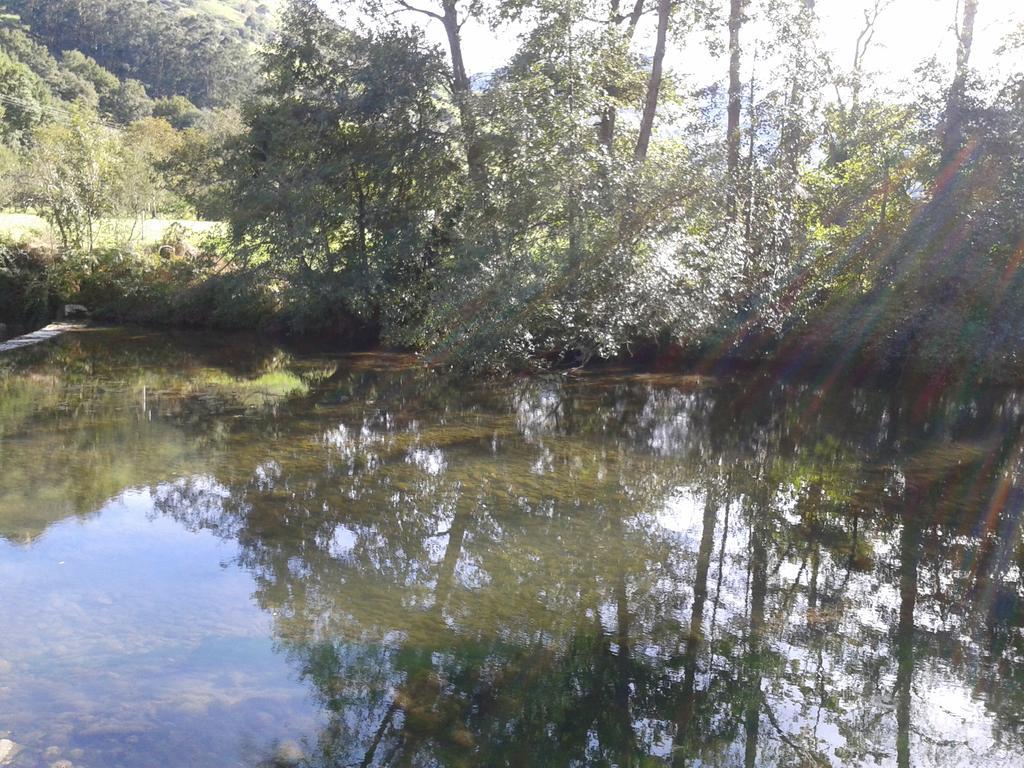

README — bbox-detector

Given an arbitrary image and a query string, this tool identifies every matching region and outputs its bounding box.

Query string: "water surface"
[1,328,1023,767]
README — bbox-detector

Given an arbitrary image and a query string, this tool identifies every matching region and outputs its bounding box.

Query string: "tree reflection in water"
[4,328,1024,766]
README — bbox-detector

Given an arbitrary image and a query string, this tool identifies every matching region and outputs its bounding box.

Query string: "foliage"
[106,79,153,124]
[114,118,186,219]
[152,96,204,131]
[1,0,257,107]
[415,9,726,370]
[8,112,192,254]
[0,48,45,145]
[2,0,1024,379]
[0,239,54,325]
[227,0,458,339]
[16,112,115,253]
[162,109,246,220]
[0,26,98,108]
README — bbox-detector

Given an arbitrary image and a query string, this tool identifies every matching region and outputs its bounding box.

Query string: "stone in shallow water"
[276,741,304,764]
[0,739,20,765]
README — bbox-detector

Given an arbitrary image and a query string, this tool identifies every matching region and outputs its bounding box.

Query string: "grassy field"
[187,0,282,35]
[0,213,224,248]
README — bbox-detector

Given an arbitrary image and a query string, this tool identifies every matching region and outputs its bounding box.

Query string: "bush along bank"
[0,243,60,334]
[0,232,383,346]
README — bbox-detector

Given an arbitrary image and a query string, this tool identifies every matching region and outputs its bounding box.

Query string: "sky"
[322,0,1023,93]
[805,0,1022,88]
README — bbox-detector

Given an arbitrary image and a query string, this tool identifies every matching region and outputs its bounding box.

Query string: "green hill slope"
[0,0,277,107]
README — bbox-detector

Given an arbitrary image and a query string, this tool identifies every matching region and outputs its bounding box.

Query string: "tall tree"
[726,0,744,218]
[599,0,647,153]
[849,0,892,116]
[230,0,457,338]
[372,0,489,187]
[942,0,979,164]
[781,0,816,174]
[635,0,671,160]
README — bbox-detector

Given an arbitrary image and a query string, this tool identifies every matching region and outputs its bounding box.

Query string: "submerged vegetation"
[1,0,1023,376]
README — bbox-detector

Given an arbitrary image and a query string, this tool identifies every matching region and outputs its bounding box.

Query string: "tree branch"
[395,0,443,22]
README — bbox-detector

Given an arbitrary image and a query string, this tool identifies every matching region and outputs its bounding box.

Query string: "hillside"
[0,0,277,108]
[161,0,282,42]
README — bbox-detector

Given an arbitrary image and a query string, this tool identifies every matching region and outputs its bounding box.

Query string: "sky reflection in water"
[1,328,1024,767]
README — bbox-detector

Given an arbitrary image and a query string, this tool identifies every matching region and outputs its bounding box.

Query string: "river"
[1,327,1022,767]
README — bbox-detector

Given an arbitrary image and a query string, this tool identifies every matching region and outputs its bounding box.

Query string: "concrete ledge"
[0,322,85,354]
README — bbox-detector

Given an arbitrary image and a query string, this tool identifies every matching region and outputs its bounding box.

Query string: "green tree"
[60,50,119,106]
[163,108,245,220]
[3,0,255,107]
[19,110,116,254]
[353,0,491,188]
[416,4,718,371]
[106,78,153,125]
[152,95,202,130]
[109,117,184,225]
[228,0,458,337]
[0,48,45,145]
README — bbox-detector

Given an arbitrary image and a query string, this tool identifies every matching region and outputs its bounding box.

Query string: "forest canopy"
[2,0,1024,378]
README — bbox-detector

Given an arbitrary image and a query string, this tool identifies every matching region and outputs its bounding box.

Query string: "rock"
[275,741,303,764]
[0,739,20,765]
[63,304,89,319]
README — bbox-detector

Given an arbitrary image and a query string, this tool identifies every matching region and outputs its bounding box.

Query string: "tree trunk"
[774,0,815,267]
[598,104,617,153]
[599,0,646,153]
[879,160,889,228]
[743,61,756,247]
[671,493,719,766]
[440,1,488,188]
[742,514,769,768]
[895,512,921,768]
[782,0,815,176]
[351,164,368,277]
[726,0,744,219]
[635,0,671,161]
[942,0,978,164]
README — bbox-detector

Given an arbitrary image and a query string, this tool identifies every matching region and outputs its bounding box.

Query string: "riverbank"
[4,234,1023,385]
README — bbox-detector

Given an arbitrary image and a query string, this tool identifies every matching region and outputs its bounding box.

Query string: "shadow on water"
[2,327,1024,766]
